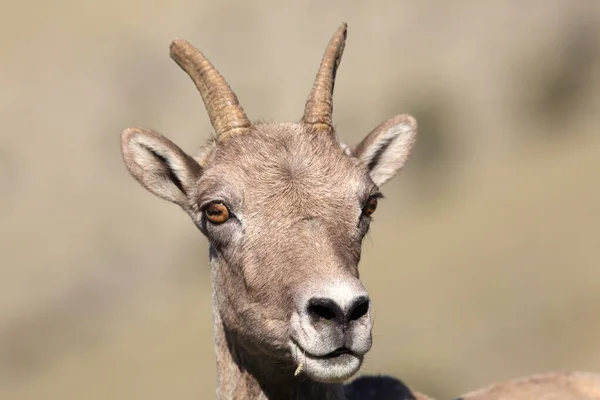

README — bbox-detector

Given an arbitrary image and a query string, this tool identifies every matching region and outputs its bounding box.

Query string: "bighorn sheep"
[120,22,600,400]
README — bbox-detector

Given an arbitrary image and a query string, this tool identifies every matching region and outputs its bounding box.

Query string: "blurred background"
[1,0,599,399]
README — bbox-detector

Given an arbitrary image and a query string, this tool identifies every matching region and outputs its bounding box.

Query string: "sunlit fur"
[122,115,416,399]
[121,24,600,400]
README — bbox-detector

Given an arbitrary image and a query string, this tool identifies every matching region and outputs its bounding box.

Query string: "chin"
[290,342,364,383]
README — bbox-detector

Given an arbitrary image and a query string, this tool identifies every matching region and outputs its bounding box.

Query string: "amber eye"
[205,202,230,224]
[363,197,378,217]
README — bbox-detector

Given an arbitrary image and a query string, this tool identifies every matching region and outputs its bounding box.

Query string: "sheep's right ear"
[120,127,202,206]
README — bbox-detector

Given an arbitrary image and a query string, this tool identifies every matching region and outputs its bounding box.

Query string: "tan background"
[1,1,599,399]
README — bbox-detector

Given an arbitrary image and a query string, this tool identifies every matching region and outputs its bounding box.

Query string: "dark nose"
[306,295,370,328]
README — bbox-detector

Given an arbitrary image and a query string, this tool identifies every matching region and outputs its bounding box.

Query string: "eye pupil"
[205,203,230,224]
[207,207,221,216]
[364,197,378,216]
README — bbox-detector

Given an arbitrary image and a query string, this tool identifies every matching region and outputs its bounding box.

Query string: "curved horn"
[301,23,348,132]
[170,39,251,140]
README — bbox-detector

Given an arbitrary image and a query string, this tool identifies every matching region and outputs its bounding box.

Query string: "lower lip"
[291,341,363,382]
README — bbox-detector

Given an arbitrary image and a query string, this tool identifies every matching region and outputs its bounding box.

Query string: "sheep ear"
[352,115,417,186]
[120,127,202,206]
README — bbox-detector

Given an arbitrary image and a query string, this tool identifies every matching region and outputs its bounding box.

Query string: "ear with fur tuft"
[352,114,417,187]
[120,127,202,206]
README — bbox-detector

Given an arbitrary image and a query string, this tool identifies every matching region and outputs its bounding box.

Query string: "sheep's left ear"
[352,114,417,187]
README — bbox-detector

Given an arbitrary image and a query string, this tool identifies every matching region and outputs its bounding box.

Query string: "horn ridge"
[301,22,348,133]
[169,39,251,140]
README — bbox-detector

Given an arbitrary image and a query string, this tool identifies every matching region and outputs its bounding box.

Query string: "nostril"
[307,298,339,321]
[348,297,370,321]
[308,304,336,320]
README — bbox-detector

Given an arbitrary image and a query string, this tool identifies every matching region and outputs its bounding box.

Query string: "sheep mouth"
[315,347,353,359]
[290,340,363,382]
[290,339,356,360]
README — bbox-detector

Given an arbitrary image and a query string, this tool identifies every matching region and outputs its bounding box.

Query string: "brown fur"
[455,371,600,400]
[120,23,600,400]
[121,114,416,400]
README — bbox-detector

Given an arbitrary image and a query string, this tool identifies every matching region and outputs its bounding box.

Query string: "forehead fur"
[199,122,375,213]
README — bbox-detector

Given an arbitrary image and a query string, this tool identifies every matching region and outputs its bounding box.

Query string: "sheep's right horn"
[170,39,251,140]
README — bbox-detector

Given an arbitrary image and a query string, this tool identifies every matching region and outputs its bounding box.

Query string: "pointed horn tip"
[169,38,196,58]
[170,38,186,49]
[329,23,348,54]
